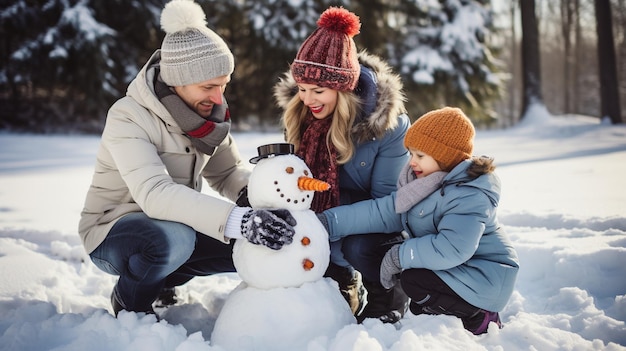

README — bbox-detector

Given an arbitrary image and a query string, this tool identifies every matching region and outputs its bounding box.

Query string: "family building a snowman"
[79,0,517,347]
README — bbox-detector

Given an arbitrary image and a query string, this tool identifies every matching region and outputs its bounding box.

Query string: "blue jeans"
[341,232,408,318]
[335,232,405,284]
[89,212,235,312]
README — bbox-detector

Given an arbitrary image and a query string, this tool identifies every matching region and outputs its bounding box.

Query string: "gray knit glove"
[380,244,402,289]
[241,209,297,250]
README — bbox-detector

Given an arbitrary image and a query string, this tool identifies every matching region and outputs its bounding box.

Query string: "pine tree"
[391,0,503,124]
[1,0,505,131]
[0,0,163,132]
[230,0,345,126]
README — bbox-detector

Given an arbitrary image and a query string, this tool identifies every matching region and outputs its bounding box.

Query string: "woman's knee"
[342,233,401,262]
[340,235,370,262]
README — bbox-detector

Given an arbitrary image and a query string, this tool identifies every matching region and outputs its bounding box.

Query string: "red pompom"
[317,7,361,38]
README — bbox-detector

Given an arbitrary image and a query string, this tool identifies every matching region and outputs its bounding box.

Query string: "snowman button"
[303,258,314,271]
[301,236,311,246]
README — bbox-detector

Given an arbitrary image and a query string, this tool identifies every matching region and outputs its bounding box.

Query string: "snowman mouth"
[274,180,310,204]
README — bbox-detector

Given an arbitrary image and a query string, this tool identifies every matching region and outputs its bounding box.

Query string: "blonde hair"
[282,91,360,164]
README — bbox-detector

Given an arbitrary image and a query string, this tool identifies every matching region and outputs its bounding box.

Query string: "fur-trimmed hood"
[273,51,407,143]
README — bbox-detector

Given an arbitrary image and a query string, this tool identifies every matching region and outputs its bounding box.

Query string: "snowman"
[211,143,355,351]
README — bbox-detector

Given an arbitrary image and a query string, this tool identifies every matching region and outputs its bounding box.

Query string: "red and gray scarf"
[297,113,341,212]
[154,74,230,156]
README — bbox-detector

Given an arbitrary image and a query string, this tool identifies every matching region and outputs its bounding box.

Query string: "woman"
[273,7,410,323]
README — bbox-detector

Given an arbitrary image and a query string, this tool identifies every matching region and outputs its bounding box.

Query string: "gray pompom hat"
[159,0,234,86]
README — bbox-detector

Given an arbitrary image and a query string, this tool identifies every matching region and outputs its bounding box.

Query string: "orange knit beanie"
[404,107,475,171]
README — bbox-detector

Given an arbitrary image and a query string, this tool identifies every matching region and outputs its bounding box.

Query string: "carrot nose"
[298,176,330,192]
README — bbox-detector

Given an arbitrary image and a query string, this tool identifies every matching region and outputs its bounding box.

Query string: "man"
[78,0,296,318]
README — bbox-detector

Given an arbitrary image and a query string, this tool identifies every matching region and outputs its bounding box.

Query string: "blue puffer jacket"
[323,158,519,312]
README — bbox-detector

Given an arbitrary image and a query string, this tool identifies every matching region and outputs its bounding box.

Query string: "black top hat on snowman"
[249,143,296,164]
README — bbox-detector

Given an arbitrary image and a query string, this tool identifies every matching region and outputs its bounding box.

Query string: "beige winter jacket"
[78,51,251,254]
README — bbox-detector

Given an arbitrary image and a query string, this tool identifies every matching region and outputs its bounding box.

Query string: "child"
[318,107,519,334]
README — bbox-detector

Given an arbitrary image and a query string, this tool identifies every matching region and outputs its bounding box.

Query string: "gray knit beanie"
[159,0,234,86]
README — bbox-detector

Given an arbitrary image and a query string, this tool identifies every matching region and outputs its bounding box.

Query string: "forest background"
[1,0,624,133]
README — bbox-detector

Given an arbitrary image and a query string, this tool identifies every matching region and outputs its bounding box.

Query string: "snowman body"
[233,209,329,289]
[211,154,355,351]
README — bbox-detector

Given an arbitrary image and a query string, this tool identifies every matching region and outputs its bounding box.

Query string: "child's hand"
[380,244,402,289]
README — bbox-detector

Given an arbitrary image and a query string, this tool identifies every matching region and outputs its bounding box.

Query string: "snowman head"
[248,153,329,211]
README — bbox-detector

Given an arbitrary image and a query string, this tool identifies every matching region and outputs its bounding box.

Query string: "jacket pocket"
[406,201,438,237]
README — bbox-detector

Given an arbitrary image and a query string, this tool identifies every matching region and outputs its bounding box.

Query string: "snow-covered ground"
[1,105,625,350]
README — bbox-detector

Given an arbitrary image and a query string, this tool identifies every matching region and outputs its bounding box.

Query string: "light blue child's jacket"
[323,158,519,312]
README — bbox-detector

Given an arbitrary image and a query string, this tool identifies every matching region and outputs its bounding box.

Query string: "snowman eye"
[304,170,309,176]
[286,167,294,174]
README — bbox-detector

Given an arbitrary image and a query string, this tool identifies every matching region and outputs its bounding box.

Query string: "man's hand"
[380,244,402,289]
[241,209,297,250]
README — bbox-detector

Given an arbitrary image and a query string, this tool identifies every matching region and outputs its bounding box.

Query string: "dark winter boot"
[462,310,502,335]
[110,286,159,321]
[110,290,124,317]
[357,280,408,324]
[325,263,367,315]
[409,293,500,334]
[154,287,178,308]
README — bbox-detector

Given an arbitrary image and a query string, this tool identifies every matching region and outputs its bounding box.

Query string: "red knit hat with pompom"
[291,7,361,92]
